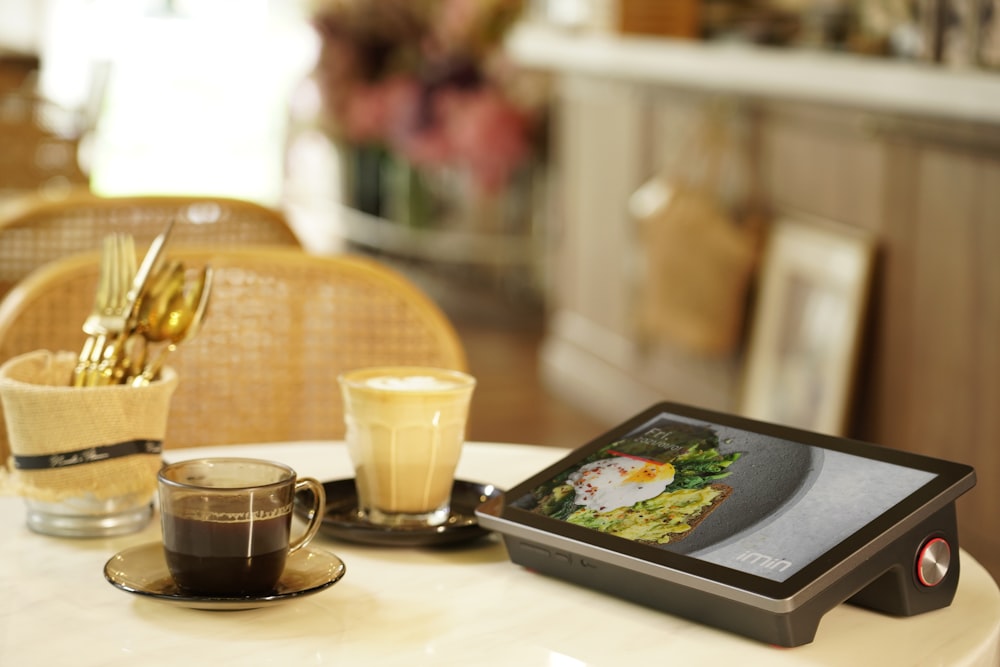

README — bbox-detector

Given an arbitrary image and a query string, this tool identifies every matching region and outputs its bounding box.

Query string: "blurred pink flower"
[440,87,533,193]
[310,0,543,194]
[340,76,420,144]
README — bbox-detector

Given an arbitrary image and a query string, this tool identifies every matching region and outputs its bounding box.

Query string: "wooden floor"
[458,321,610,449]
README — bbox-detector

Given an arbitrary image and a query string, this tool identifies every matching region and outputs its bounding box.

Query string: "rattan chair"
[0,188,302,301]
[0,246,467,464]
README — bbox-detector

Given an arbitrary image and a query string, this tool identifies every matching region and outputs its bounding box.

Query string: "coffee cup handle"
[290,477,326,554]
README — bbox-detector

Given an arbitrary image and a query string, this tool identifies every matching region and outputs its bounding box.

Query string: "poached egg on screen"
[568,456,676,512]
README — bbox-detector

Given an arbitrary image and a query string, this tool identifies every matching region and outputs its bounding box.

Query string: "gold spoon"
[96,260,186,384]
[126,260,187,376]
[131,265,213,386]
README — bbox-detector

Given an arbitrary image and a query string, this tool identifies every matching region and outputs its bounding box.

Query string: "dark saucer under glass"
[295,479,502,547]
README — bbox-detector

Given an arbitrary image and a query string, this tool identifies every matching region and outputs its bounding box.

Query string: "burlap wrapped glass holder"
[0,350,178,537]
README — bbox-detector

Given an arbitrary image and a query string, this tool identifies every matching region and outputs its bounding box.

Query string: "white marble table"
[1,441,998,666]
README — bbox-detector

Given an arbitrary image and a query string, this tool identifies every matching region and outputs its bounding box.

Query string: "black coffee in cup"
[162,512,291,596]
[157,458,326,598]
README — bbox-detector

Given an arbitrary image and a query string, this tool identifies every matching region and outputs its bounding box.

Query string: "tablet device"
[476,402,976,646]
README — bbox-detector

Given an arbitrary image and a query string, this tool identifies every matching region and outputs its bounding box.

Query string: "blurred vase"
[341,143,387,219]
[338,143,538,236]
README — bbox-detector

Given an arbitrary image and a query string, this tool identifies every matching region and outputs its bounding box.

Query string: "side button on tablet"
[916,537,951,587]
[521,543,550,558]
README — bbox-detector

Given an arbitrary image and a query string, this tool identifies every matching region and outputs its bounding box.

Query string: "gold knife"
[94,218,177,383]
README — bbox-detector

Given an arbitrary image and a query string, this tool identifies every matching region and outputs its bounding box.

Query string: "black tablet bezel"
[495,401,976,602]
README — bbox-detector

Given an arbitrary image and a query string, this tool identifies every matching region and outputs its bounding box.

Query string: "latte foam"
[362,375,463,392]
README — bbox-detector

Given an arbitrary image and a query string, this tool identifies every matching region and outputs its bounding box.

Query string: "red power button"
[916,537,952,587]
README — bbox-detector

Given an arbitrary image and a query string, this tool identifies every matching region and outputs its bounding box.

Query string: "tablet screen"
[510,408,939,583]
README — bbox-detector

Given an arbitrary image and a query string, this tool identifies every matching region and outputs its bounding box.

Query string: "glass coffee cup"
[339,366,476,528]
[157,458,325,596]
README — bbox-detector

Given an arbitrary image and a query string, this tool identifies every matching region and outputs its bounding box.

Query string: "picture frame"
[739,214,876,436]
[939,0,982,67]
[977,0,1000,68]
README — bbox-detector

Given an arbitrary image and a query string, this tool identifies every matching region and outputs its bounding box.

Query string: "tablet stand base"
[499,503,961,647]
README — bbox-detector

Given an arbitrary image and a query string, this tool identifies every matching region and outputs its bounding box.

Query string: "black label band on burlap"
[13,439,163,470]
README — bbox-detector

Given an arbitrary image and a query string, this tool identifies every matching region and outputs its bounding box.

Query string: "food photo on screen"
[513,414,937,582]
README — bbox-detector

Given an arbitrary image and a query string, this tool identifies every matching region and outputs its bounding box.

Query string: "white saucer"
[103,542,347,610]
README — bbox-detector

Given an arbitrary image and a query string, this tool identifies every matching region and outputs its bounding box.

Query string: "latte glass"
[339,366,476,528]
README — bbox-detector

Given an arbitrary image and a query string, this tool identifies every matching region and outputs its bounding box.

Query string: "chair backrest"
[0,246,467,463]
[0,188,301,301]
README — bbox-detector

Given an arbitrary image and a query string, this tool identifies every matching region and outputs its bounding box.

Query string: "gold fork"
[72,234,130,385]
[73,234,136,386]
[91,234,139,385]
